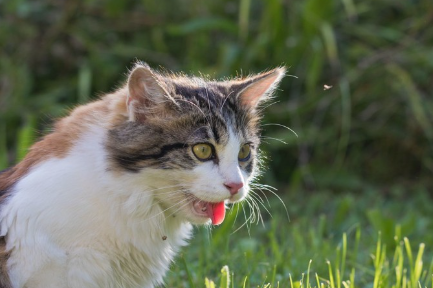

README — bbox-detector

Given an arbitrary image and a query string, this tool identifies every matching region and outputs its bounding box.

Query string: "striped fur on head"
[107,63,286,174]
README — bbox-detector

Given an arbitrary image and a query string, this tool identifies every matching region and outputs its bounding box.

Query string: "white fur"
[0,125,249,288]
[1,126,192,288]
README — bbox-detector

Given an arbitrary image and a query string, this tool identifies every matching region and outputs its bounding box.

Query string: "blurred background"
[1,0,432,193]
[1,0,433,286]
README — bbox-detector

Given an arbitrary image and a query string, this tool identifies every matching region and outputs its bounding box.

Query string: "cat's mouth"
[191,198,226,225]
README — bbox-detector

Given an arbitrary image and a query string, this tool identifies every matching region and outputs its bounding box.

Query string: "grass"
[164,188,433,288]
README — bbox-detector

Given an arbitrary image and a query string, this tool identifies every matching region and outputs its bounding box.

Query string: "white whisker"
[230,203,241,230]
[231,202,253,235]
[260,136,288,145]
[248,195,263,225]
[251,183,290,221]
[250,185,271,207]
[261,123,298,137]
[249,192,271,221]
[139,197,192,224]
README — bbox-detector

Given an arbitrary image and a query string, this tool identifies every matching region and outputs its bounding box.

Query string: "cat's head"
[107,63,285,225]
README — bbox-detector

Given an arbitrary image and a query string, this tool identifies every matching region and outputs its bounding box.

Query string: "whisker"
[220,90,236,113]
[230,203,253,235]
[176,99,207,119]
[163,198,196,219]
[249,192,272,221]
[250,185,271,207]
[231,203,241,231]
[249,196,261,225]
[139,197,191,224]
[251,196,264,226]
[113,189,187,209]
[251,183,290,221]
[248,195,263,225]
[261,123,298,138]
[249,190,266,206]
[257,184,278,191]
[244,197,255,225]
[144,184,188,193]
[258,100,280,111]
[242,199,252,235]
[260,136,288,145]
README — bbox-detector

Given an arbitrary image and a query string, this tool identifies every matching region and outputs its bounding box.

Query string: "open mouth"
[191,198,226,225]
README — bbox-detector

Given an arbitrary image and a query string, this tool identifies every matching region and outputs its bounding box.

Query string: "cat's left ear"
[232,67,286,109]
[126,63,174,121]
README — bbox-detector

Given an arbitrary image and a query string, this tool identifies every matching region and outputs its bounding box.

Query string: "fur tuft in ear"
[233,67,286,109]
[126,63,172,121]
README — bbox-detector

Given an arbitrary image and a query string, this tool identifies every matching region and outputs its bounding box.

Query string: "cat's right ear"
[230,67,286,110]
[126,64,171,121]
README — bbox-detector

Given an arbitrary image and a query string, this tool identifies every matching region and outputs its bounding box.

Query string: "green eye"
[238,144,251,161]
[192,144,213,160]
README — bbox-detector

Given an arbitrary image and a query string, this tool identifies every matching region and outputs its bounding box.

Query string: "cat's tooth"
[201,207,207,212]
[193,200,205,212]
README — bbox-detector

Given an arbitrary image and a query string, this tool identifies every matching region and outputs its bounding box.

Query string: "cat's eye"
[192,144,214,161]
[238,144,251,161]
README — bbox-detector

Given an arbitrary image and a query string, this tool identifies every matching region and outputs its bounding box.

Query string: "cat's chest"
[108,241,171,288]
[105,218,192,288]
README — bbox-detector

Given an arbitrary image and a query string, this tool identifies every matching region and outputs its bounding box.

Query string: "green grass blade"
[0,124,7,169]
[220,266,230,288]
[327,261,335,288]
[271,264,277,288]
[306,260,312,288]
[341,233,347,279]
[316,273,321,288]
[78,63,92,104]
[180,254,195,288]
[205,277,216,288]
[17,115,36,162]
[413,243,425,286]
[349,269,355,288]
[404,237,414,286]
[238,0,251,41]
[242,276,248,288]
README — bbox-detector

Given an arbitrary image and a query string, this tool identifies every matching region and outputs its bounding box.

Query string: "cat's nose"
[224,182,243,195]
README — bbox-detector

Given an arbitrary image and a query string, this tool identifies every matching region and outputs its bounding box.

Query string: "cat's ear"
[126,63,172,121]
[232,67,286,109]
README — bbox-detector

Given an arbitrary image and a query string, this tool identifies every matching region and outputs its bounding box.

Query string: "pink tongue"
[206,202,226,225]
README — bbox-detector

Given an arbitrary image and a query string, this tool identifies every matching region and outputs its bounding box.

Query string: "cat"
[0,62,285,288]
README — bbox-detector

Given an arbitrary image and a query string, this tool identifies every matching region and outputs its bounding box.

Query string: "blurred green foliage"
[1,0,432,191]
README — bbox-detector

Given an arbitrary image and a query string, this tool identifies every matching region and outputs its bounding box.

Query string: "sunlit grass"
[188,231,431,288]
[165,190,433,288]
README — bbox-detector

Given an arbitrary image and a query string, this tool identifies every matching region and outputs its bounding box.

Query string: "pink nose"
[224,182,244,195]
